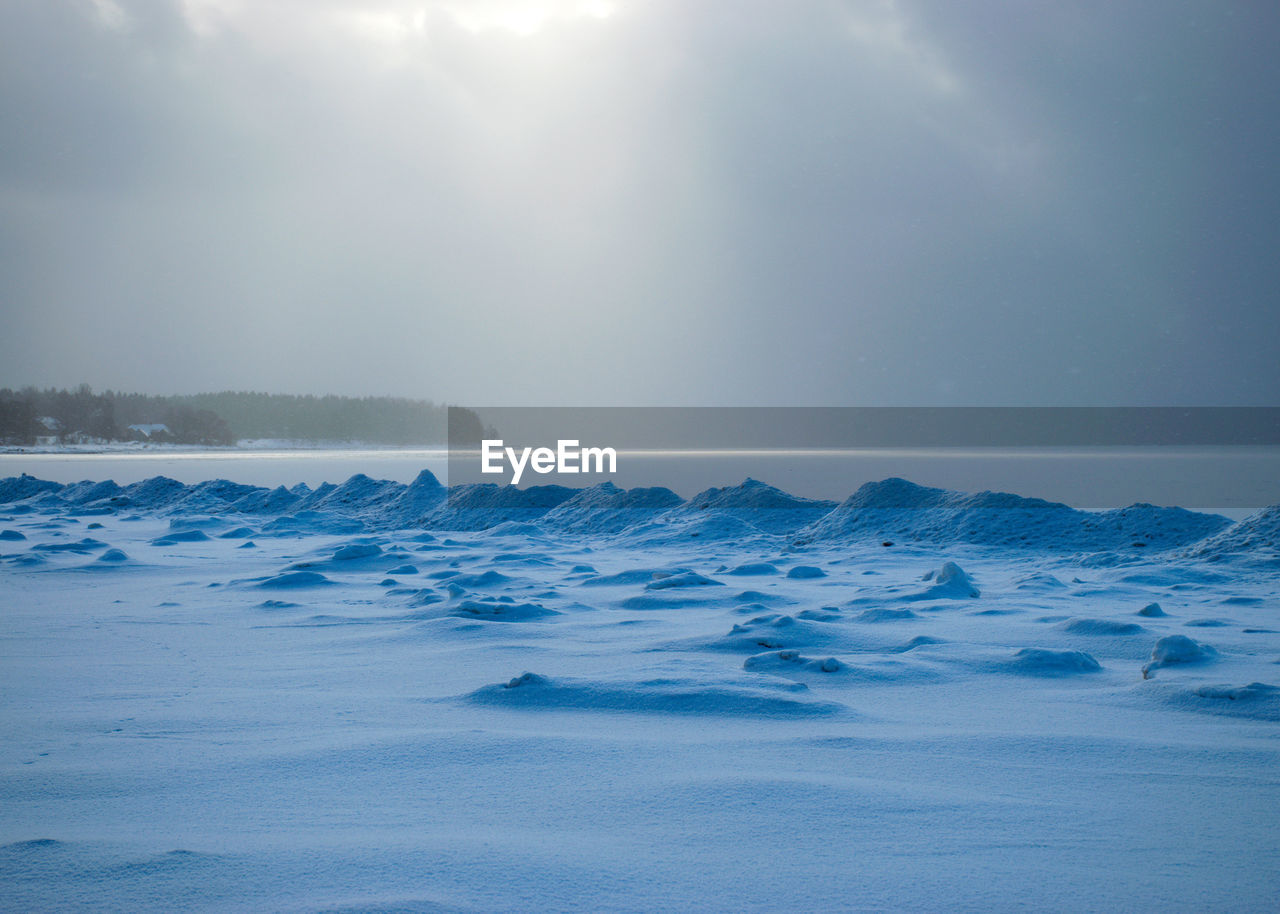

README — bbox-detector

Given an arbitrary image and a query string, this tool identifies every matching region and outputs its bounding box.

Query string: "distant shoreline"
[0,440,450,456]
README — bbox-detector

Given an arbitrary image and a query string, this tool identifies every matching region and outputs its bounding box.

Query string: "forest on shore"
[0,386,478,446]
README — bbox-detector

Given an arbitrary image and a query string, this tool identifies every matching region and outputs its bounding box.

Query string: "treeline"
[0,386,465,446]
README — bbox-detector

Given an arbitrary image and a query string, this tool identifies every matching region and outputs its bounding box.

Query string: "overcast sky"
[1,0,1276,405]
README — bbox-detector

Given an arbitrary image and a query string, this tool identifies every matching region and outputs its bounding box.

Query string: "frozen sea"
[1,455,1278,911]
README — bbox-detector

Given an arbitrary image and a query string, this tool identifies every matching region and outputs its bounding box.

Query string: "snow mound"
[1011,572,1067,590]
[615,511,776,545]
[670,478,836,535]
[5,837,65,847]
[1137,602,1167,617]
[2,472,1229,557]
[1187,504,1280,557]
[168,515,229,531]
[1059,618,1146,636]
[1116,567,1229,587]
[1142,635,1218,678]
[258,511,365,537]
[256,600,299,610]
[732,589,791,605]
[0,471,446,529]
[724,562,780,576]
[644,571,723,590]
[1007,648,1102,676]
[34,538,110,553]
[424,483,576,531]
[707,613,850,653]
[56,479,124,505]
[786,565,826,579]
[255,570,334,589]
[230,485,302,515]
[619,592,726,610]
[151,529,211,546]
[0,474,62,503]
[743,650,843,674]
[286,470,446,530]
[447,600,560,622]
[468,671,844,717]
[1142,680,1280,721]
[795,477,1230,551]
[890,635,946,652]
[441,570,516,592]
[295,473,404,516]
[539,482,683,535]
[381,469,448,528]
[1194,681,1280,703]
[896,561,979,601]
[332,543,382,561]
[489,552,555,567]
[167,480,263,514]
[579,568,693,587]
[1087,503,1232,551]
[854,608,920,623]
[117,476,190,510]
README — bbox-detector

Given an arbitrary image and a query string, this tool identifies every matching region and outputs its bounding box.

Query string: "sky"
[1,0,1277,406]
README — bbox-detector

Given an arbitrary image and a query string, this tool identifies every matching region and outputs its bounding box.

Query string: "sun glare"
[174,1,618,42]
[444,0,618,37]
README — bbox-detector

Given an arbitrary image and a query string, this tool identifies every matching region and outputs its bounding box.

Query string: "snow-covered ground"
[2,472,1278,911]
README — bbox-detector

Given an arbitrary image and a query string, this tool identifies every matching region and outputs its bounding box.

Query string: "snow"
[1,471,1279,911]
[1142,634,1220,677]
[796,477,1234,551]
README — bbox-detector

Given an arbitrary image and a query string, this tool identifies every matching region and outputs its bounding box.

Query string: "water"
[2,445,1276,516]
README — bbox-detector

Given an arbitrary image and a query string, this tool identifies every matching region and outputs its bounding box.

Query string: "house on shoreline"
[127,423,172,442]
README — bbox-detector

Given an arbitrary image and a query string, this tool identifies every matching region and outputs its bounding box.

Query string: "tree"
[0,389,38,444]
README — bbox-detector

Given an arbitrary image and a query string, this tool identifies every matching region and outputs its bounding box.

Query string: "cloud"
[1,1,1276,404]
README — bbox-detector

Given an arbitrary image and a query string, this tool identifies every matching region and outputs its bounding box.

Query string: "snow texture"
[1,472,1278,912]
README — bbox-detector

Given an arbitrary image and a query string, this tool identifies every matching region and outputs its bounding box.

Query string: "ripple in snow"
[854,607,920,623]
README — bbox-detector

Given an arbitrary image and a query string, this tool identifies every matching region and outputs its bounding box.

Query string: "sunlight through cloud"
[440,0,618,37]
